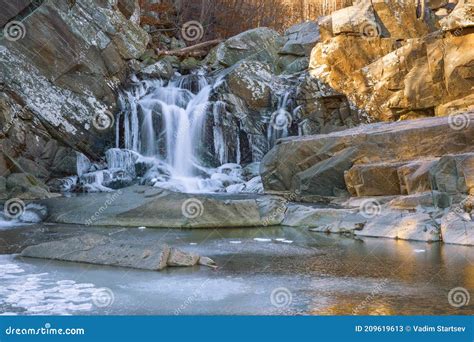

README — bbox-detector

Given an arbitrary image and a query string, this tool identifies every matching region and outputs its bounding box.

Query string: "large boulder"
[355,211,441,242]
[430,153,474,195]
[295,74,366,135]
[280,20,319,57]
[226,60,273,111]
[440,1,474,31]
[0,0,149,167]
[4,172,53,199]
[371,0,438,39]
[261,114,474,196]
[283,204,366,233]
[344,162,405,197]
[309,35,399,117]
[331,0,379,36]
[205,27,283,69]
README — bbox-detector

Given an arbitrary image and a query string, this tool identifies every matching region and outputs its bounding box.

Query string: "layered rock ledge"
[261,114,474,246]
[39,186,287,228]
[262,114,474,197]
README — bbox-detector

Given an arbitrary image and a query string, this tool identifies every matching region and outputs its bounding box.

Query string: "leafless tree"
[141,0,352,43]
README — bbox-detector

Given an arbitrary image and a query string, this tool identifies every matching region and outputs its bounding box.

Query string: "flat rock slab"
[285,199,444,242]
[39,186,287,228]
[441,212,474,246]
[355,212,441,242]
[283,204,366,233]
[20,234,210,270]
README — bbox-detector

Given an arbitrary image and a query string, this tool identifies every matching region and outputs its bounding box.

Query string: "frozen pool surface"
[1,224,473,315]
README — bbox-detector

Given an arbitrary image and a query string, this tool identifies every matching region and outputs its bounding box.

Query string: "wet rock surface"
[38,185,288,228]
[20,233,214,270]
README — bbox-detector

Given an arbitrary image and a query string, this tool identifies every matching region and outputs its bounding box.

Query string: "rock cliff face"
[261,0,473,196]
[1,0,148,198]
[260,0,474,246]
[309,0,473,121]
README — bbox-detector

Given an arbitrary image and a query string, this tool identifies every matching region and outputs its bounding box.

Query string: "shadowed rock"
[39,186,288,228]
[262,114,474,197]
[20,233,215,270]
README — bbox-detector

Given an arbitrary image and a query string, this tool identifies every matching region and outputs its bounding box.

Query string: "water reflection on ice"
[0,261,99,315]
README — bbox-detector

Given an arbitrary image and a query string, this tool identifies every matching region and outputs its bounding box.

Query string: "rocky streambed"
[1,0,474,317]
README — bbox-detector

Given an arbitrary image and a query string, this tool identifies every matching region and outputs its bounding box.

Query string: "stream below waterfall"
[1,224,473,315]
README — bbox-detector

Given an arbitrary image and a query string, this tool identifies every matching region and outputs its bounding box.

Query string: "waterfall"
[67,71,304,194]
[116,74,222,192]
[268,92,293,147]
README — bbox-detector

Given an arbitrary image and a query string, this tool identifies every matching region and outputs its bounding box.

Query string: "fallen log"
[156,39,223,57]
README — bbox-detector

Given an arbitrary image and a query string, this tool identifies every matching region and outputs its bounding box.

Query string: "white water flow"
[118,75,227,192]
[268,92,292,147]
[114,74,295,194]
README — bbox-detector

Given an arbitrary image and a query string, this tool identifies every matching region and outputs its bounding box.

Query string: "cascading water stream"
[74,72,299,194]
[268,92,293,147]
[117,74,225,192]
